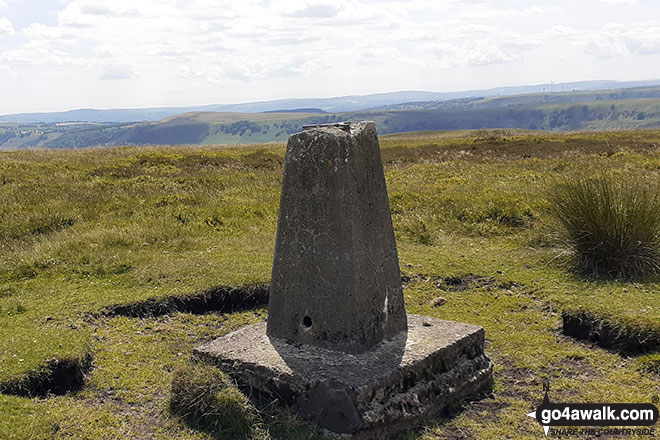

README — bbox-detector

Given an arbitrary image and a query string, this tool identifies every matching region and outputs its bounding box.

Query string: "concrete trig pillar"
[267,121,407,353]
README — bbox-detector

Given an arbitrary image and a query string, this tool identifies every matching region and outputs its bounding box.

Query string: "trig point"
[268,121,407,353]
[195,122,493,438]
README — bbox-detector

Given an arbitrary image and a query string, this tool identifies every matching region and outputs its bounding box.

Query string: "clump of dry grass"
[547,174,660,279]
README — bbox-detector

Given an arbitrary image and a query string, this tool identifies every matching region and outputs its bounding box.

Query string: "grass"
[635,353,660,376]
[0,129,659,439]
[170,363,258,439]
[546,173,660,279]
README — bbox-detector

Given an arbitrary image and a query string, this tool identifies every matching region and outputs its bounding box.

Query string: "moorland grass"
[0,130,659,439]
[546,174,660,279]
[170,363,259,439]
[635,353,660,375]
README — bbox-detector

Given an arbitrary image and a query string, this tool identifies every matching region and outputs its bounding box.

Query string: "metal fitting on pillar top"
[302,121,351,132]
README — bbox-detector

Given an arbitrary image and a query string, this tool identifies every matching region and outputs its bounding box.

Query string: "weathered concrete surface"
[194,315,493,438]
[268,121,407,353]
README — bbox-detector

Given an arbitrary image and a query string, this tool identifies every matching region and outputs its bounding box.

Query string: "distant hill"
[2,85,660,150]
[263,108,326,114]
[2,79,660,124]
[372,85,660,111]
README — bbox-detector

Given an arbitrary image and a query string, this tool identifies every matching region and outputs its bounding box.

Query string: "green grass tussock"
[546,173,660,279]
[170,363,258,439]
[635,353,660,375]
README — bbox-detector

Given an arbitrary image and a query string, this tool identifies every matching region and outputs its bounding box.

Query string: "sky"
[1,0,660,114]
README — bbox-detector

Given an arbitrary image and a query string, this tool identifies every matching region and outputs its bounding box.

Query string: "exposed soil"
[442,275,496,292]
[103,283,270,318]
[562,311,660,354]
[400,273,442,288]
[402,273,519,293]
[0,354,93,398]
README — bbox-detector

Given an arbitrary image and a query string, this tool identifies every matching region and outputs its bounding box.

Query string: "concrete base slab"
[193,315,493,438]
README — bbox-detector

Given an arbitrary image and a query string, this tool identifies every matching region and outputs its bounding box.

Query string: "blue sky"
[1,0,659,114]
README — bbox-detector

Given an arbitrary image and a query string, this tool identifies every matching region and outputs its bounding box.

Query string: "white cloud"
[0,64,17,81]
[1,46,79,65]
[0,16,13,35]
[571,23,660,58]
[2,0,544,92]
[355,46,402,66]
[546,25,577,37]
[175,65,207,80]
[418,24,538,69]
[623,24,660,54]
[423,36,528,70]
[575,33,630,59]
[285,3,343,18]
[463,40,524,66]
[268,34,322,46]
[92,43,119,58]
[99,65,135,80]
[23,23,78,46]
[1,0,660,113]
[600,0,637,5]
[454,3,560,21]
[78,2,142,18]
[221,51,335,82]
[273,0,339,17]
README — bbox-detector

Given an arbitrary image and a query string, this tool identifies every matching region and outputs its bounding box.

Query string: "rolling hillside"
[2,79,660,124]
[375,85,660,110]
[1,89,660,149]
